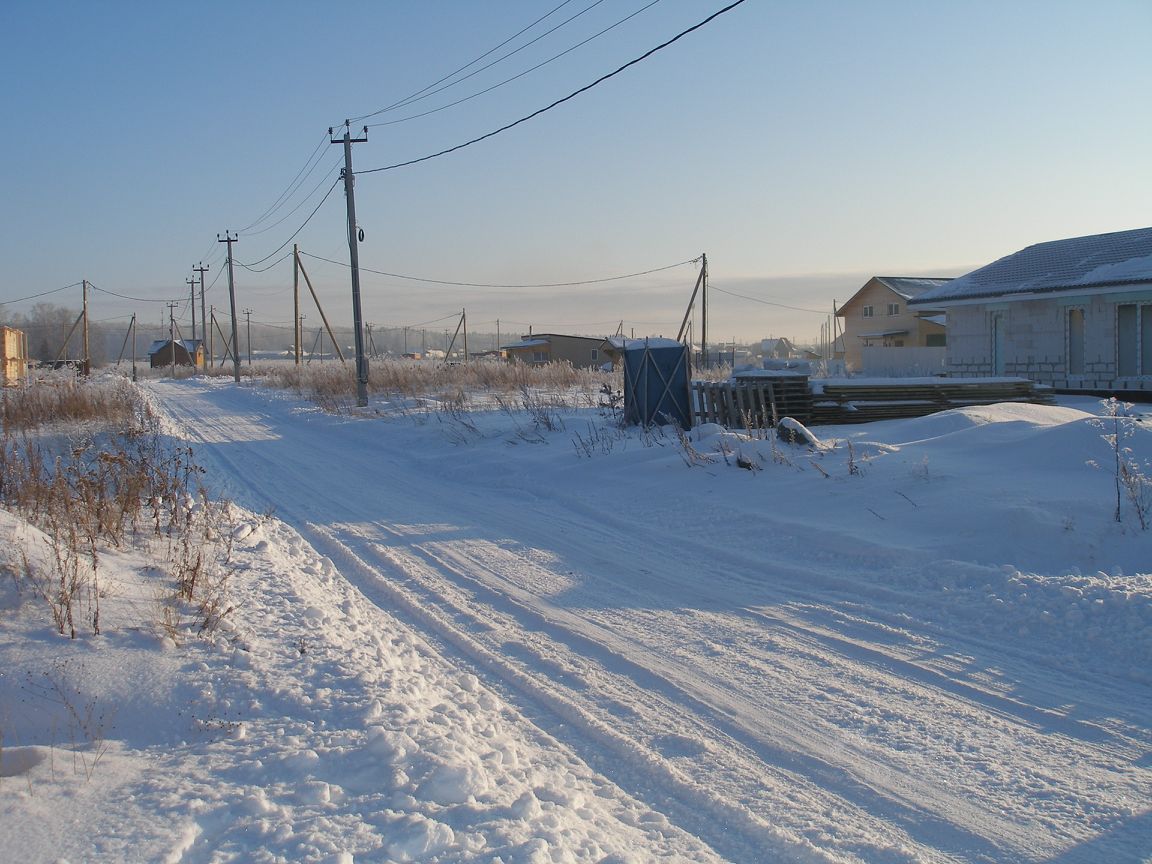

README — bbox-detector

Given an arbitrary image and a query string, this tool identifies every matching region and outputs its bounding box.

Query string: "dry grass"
[2,372,140,433]
[1,376,235,639]
[255,358,619,412]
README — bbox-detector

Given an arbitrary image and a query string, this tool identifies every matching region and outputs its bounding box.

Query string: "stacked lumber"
[809,377,1054,424]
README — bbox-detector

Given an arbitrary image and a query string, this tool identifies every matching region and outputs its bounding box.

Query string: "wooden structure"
[693,374,811,428]
[148,339,205,369]
[693,375,1053,428]
[2,326,28,386]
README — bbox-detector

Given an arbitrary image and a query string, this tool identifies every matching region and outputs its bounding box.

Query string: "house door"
[991,313,1006,376]
[1118,304,1138,377]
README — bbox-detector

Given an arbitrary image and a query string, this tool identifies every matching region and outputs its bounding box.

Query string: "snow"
[2,378,1151,863]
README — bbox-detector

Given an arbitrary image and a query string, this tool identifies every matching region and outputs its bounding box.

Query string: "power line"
[1,281,83,305]
[237,251,294,274]
[367,0,662,130]
[239,157,343,238]
[357,0,748,175]
[237,131,332,234]
[300,251,698,288]
[87,281,181,304]
[237,177,342,269]
[349,0,580,123]
[366,0,611,121]
[710,284,829,315]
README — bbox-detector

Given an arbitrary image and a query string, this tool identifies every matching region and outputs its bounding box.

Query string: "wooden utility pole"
[167,302,179,377]
[330,121,370,406]
[293,244,301,365]
[294,252,345,363]
[208,305,215,368]
[218,232,241,383]
[700,252,708,368]
[193,263,209,369]
[187,277,198,362]
[81,279,90,375]
[243,308,253,365]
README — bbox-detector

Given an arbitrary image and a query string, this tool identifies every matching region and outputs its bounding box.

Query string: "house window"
[887,303,900,316]
[894,340,905,347]
[590,349,598,361]
[1068,308,1084,376]
[925,333,946,347]
[532,351,548,363]
[862,305,874,318]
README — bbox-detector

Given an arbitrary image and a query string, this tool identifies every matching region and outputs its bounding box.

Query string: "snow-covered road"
[149,378,1152,863]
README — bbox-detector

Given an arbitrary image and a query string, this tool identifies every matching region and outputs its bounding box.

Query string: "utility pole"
[208,305,215,368]
[194,263,209,368]
[187,277,198,364]
[330,121,370,407]
[167,302,179,378]
[218,231,241,383]
[700,252,709,368]
[243,308,253,365]
[81,279,90,376]
[293,245,301,365]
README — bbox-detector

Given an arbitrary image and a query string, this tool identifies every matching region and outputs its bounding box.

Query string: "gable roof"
[147,339,202,355]
[838,276,953,315]
[873,277,954,300]
[909,227,1152,305]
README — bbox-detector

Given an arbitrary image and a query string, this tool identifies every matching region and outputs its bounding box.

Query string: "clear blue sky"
[2,0,1150,344]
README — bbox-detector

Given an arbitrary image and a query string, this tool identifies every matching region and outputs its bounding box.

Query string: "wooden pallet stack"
[692,374,812,427]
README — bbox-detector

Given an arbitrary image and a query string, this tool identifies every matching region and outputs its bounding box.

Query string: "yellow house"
[501,333,611,369]
[1,326,28,385]
[836,277,951,371]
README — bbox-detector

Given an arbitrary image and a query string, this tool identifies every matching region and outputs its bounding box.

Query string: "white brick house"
[909,227,1152,393]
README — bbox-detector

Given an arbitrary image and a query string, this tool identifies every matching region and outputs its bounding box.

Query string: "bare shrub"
[2,377,235,637]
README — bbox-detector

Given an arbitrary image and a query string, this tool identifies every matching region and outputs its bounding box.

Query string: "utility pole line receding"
[218,232,241,383]
[331,121,370,407]
[243,308,253,365]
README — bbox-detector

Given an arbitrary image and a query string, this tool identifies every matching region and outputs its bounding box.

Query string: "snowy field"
[2,376,1150,863]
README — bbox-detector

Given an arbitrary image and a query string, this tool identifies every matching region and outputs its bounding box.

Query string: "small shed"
[622,338,692,428]
[148,339,204,369]
[2,326,28,385]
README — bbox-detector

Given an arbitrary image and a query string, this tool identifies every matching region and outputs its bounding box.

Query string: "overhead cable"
[710,284,829,315]
[350,0,579,123]
[357,0,748,175]
[88,281,181,304]
[238,177,342,269]
[300,251,698,288]
[368,0,662,129]
[237,132,332,233]
[1,281,83,305]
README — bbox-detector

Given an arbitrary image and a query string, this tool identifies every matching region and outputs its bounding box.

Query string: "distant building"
[501,334,611,369]
[760,337,795,360]
[1,326,28,385]
[148,339,204,369]
[836,276,951,371]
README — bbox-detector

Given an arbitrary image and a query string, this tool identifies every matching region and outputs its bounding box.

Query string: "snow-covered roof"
[147,339,202,355]
[501,339,549,350]
[910,226,1152,305]
[873,277,954,300]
